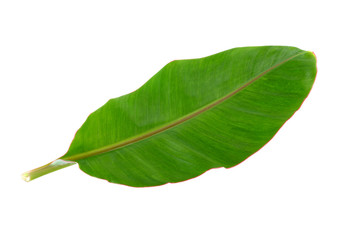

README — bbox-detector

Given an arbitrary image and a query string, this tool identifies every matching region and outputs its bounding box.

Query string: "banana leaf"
[22,46,317,187]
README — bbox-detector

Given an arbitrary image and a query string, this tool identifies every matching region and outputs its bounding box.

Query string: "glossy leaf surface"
[24,46,317,186]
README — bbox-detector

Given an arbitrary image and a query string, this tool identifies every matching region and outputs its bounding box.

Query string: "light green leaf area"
[56,46,316,187]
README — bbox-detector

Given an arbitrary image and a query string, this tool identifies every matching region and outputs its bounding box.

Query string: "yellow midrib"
[63,51,307,161]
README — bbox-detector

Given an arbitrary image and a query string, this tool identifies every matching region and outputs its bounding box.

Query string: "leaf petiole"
[22,160,76,182]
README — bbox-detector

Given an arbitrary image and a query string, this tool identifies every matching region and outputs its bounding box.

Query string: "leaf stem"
[22,159,76,182]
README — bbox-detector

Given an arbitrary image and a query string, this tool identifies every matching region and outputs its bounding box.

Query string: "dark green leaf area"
[61,46,316,187]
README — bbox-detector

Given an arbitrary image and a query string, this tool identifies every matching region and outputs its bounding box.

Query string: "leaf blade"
[61,46,316,186]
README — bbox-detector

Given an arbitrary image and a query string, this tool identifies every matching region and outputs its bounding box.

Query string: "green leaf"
[22,46,317,187]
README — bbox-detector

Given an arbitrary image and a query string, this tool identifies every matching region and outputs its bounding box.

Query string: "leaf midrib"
[63,51,306,161]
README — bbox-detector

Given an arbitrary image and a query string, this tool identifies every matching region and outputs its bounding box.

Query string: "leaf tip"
[308,51,317,60]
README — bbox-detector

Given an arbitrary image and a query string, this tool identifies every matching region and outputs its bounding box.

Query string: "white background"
[1,0,347,239]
